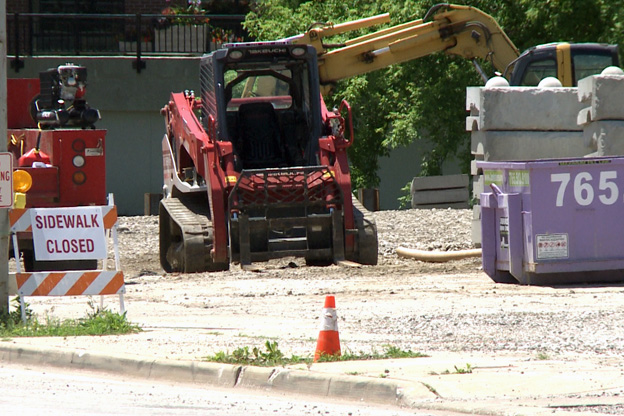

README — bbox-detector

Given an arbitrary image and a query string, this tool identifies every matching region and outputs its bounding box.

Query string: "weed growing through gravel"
[432,363,474,375]
[205,342,427,367]
[451,363,473,374]
[0,297,141,337]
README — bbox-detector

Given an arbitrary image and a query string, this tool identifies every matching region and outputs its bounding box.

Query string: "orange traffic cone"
[314,295,341,362]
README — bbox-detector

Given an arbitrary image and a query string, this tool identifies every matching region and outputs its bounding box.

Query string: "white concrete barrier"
[583,120,624,156]
[578,73,624,124]
[466,86,583,131]
[470,130,587,162]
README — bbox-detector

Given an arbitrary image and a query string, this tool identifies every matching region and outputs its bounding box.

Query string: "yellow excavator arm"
[287,4,520,93]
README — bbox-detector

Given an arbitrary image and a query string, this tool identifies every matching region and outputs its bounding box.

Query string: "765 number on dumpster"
[551,171,620,207]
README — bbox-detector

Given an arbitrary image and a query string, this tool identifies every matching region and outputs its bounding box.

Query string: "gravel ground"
[109,208,624,358]
[114,208,476,272]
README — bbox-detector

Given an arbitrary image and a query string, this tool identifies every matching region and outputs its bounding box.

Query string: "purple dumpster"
[478,156,624,285]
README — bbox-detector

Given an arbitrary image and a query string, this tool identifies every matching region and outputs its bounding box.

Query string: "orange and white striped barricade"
[9,195,125,321]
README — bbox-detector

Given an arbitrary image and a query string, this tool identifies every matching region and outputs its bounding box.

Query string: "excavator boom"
[290,4,519,92]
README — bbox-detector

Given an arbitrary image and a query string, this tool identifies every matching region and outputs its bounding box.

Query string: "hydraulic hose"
[396,246,482,262]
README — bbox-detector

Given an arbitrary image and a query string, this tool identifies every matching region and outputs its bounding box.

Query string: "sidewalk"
[2,331,623,416]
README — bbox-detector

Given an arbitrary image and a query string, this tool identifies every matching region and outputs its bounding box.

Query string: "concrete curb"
[0,343,407,406]
[0,343,597,416]
[0,343,240,386]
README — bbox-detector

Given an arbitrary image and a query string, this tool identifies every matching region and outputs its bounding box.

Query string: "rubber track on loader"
[161,196,228,272]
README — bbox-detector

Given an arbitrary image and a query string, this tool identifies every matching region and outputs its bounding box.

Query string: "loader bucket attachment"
[228,166,344,266]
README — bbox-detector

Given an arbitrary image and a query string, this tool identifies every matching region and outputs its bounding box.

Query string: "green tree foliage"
[244,0,624,188]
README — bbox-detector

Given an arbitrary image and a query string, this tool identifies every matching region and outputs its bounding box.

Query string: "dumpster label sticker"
[536,234,569,260]
[484,170,503,186]
[509,170,529,187]
[499,216,509,249]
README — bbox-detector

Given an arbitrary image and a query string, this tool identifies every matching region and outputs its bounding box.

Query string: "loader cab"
[508,43,619,87]
[200,43,323,171]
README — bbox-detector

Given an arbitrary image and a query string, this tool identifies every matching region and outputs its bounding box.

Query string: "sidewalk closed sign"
[31,206,107,260]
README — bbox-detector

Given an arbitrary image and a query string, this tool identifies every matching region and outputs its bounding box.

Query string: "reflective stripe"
[12,271,125,296]
[319,307,338,331]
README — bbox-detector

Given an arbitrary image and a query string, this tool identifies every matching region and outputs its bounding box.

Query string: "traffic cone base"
[314,330,341,361]
[314,295,341,362]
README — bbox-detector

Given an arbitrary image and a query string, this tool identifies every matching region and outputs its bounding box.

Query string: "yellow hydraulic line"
[343,18,425,47]
[319,13,391,38]
[298,13,391,53]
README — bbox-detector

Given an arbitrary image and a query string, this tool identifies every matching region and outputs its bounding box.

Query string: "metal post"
[132,14,146,73]
[0,0,10,315]
[9,12,23,72]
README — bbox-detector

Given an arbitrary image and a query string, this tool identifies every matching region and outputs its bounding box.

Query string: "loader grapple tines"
[229,167,343,212]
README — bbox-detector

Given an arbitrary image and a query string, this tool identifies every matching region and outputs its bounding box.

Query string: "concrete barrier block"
[470,205,482,246]
[466,115,480,131]
[468,87,583,131]
[471,159,480,176]
[472,204,481,220]
[578,75,595,103]
[466,87,482,114]
[412,188,468,205]
[410,174,468,191]
[583,120,624,156]
[472,175,484,199]
[577,75,624,122]
[411,174,469,208]
[592,76,624,120]
[577,106,593,126]
[471,218,482,246]
[412,201,470,209]
[471,131,588,160]
[470,130,487,156]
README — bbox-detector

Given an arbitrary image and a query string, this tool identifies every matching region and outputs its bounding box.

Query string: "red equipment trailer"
[7,64,110,271]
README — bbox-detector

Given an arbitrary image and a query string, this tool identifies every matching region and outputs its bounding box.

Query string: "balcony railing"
[7,13,247,73]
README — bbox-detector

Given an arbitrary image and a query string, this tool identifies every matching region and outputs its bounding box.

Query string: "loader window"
[573,53,615,83]
[222,60,317,168]
[225,69,293,110]
[519,58,556,86]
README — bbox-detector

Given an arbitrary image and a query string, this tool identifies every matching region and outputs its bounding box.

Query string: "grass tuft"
[205,342,427,367]
[0,297,141,338]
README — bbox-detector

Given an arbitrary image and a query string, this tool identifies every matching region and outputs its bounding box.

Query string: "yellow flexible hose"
[396,247,482,263]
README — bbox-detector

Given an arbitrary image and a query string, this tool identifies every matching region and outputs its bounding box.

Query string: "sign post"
[0,0,9,315]
[0,154,12,208]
